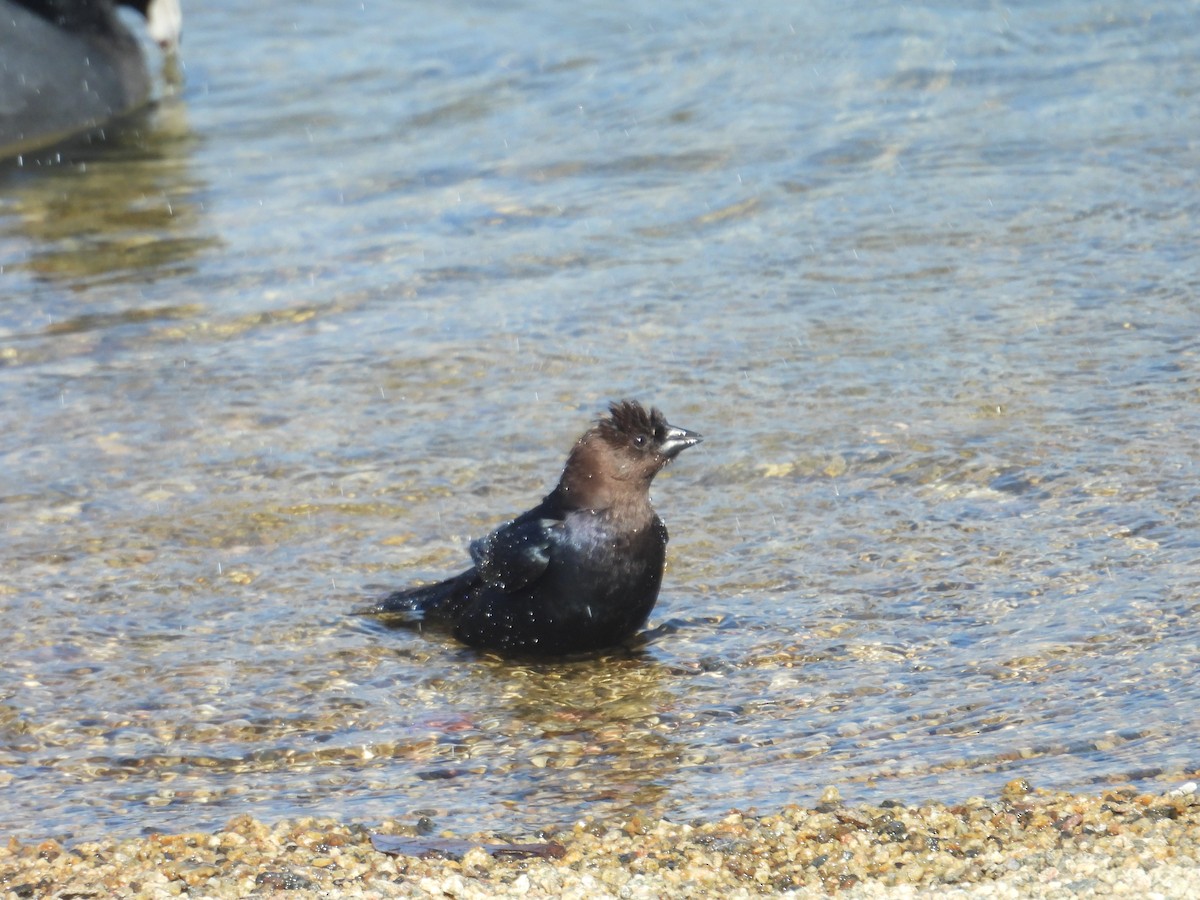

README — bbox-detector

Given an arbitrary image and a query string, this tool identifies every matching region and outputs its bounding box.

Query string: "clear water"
[1,0,1198,843]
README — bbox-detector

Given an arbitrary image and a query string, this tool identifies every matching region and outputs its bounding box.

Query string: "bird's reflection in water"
[0,83,219,288]
[405,647,690,823]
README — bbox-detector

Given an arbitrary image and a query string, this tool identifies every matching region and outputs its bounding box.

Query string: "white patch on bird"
[585,605,593,619]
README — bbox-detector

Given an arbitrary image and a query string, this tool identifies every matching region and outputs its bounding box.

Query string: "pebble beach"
[4,782,1198,898]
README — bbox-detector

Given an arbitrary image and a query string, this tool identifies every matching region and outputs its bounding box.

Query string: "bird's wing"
[469,516,561,593]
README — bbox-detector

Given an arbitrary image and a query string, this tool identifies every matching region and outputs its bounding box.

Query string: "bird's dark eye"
[632,434,648,448]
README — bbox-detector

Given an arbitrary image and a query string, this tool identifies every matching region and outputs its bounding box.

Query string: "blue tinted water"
[1,0,1197,842]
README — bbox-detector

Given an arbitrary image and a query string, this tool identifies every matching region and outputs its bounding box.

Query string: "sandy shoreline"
[3,782,1198,898]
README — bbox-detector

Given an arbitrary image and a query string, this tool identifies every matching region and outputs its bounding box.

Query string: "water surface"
[1,0,1198,843]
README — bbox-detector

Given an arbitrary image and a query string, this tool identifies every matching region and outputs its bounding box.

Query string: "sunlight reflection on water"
[1,0,1198,842]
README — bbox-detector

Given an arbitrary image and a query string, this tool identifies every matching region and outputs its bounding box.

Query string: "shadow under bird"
[363,400,702,656]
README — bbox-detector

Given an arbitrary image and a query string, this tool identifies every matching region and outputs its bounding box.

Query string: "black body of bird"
[365,400,702,656]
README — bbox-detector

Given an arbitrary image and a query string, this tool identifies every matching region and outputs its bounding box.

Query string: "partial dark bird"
[1,0,182,158]
[364,400,702,656]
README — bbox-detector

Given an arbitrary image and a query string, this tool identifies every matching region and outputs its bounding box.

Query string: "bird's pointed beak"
[660,424,702,459]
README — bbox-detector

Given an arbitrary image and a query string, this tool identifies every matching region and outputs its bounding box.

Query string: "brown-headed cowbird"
[364,400,702,656]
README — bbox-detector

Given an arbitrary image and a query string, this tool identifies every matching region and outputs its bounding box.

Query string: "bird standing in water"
[0,0,183,158]
[365,400,702,656]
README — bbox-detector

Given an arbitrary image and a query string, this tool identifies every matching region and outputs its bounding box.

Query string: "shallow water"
[1,1,1198,843]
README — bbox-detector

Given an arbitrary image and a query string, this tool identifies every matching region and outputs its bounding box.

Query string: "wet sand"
[3,782,1198,898]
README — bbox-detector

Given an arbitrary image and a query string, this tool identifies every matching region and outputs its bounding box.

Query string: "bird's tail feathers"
[356,570,477,624]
